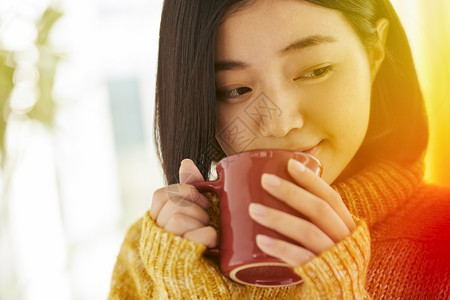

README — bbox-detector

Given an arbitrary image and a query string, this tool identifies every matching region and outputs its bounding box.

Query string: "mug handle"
[191,179,223,257]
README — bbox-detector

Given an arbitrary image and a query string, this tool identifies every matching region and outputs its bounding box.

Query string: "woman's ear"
[370,18,390,82]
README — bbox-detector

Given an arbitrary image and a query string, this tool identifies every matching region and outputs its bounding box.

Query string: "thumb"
[179,158,205,184]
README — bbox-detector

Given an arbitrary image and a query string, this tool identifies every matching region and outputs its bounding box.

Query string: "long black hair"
[154,0,428,185]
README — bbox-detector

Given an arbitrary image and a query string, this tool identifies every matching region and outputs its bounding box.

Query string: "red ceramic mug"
[191,149,322,287]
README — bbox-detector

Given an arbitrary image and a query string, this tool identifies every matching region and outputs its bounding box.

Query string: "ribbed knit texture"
[108,160,450,299]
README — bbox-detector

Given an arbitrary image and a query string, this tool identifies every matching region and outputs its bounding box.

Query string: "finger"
[179,159,211,210]
[179,158,211,208]
[261,173,350,242]
[287,159,355,231]
[183,226,217,248]
[256,234,315,267]
[179,158,205,184]
[249,203,334,254]
[151,183,210,221]
[150,187,168,220]
[164,214,205,236]
[157,199,209,228]
[167,183,211,210]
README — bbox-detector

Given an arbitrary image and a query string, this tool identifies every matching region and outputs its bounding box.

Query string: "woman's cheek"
[216,104,258,154]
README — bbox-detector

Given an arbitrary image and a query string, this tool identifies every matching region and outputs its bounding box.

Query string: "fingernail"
[257,234,273,246]
[249,203,267,216]
[289,158,306,172]
[262,173,280,186]
[181,158,191,166]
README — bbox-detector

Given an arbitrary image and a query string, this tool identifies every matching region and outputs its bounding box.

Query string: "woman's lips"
[296,142,321,156]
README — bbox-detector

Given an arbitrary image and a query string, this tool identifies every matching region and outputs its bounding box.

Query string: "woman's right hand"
[150,158,217,248]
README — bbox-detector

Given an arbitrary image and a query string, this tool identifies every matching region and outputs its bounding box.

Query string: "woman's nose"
[254,86,304,137]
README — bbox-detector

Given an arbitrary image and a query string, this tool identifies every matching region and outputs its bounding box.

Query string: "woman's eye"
[217,86,252,100]
[297,65,333,80]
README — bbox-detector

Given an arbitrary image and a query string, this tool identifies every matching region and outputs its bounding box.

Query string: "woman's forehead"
[215,1,354,61]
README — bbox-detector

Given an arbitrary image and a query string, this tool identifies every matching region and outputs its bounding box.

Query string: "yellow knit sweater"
[108,160,450,299]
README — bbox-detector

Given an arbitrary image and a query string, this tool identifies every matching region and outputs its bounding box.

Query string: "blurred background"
[0,0,449,299]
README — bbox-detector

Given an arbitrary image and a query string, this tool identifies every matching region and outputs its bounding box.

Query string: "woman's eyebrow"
[215,34,337,73]
[280,34,337,55]
[215,60,247,72]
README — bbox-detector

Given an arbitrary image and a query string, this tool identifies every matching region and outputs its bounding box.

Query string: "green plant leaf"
[0,6,63,165]
[0,51,15,163]
[36,7,64,46]
[28,7,63,125]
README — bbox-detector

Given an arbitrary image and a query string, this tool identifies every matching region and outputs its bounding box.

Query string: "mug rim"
[217,148,320,162]
[216,148,323,177]
[219,148,311,158]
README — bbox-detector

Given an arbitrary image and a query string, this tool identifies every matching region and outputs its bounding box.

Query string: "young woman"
[108,0,450,298]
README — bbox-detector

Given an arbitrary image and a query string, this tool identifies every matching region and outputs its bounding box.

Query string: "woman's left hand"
[249,158,356,266]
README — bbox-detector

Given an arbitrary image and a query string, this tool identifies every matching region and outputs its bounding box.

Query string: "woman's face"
[214,0,375,183]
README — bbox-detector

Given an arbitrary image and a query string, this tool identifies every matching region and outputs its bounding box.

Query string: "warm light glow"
[392,0,450,187]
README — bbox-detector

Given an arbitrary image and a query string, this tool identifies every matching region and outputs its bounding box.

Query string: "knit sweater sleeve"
[108,210,229,299]
[293,217,372,299]
[109,211,372,299]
